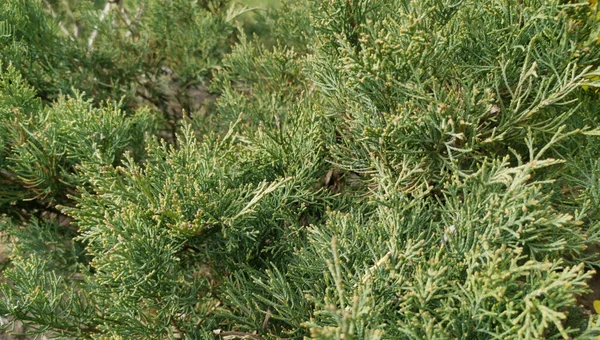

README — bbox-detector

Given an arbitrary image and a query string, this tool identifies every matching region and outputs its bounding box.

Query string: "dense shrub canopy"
[1,0,600,339]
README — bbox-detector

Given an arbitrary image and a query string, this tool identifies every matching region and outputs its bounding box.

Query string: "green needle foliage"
[1,0,600,339]
[0,64,155,208]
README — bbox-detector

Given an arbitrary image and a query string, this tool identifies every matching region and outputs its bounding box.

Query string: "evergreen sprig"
[0,0,600,339]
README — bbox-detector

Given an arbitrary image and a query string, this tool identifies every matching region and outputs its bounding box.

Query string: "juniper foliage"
[0,0,600,339]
